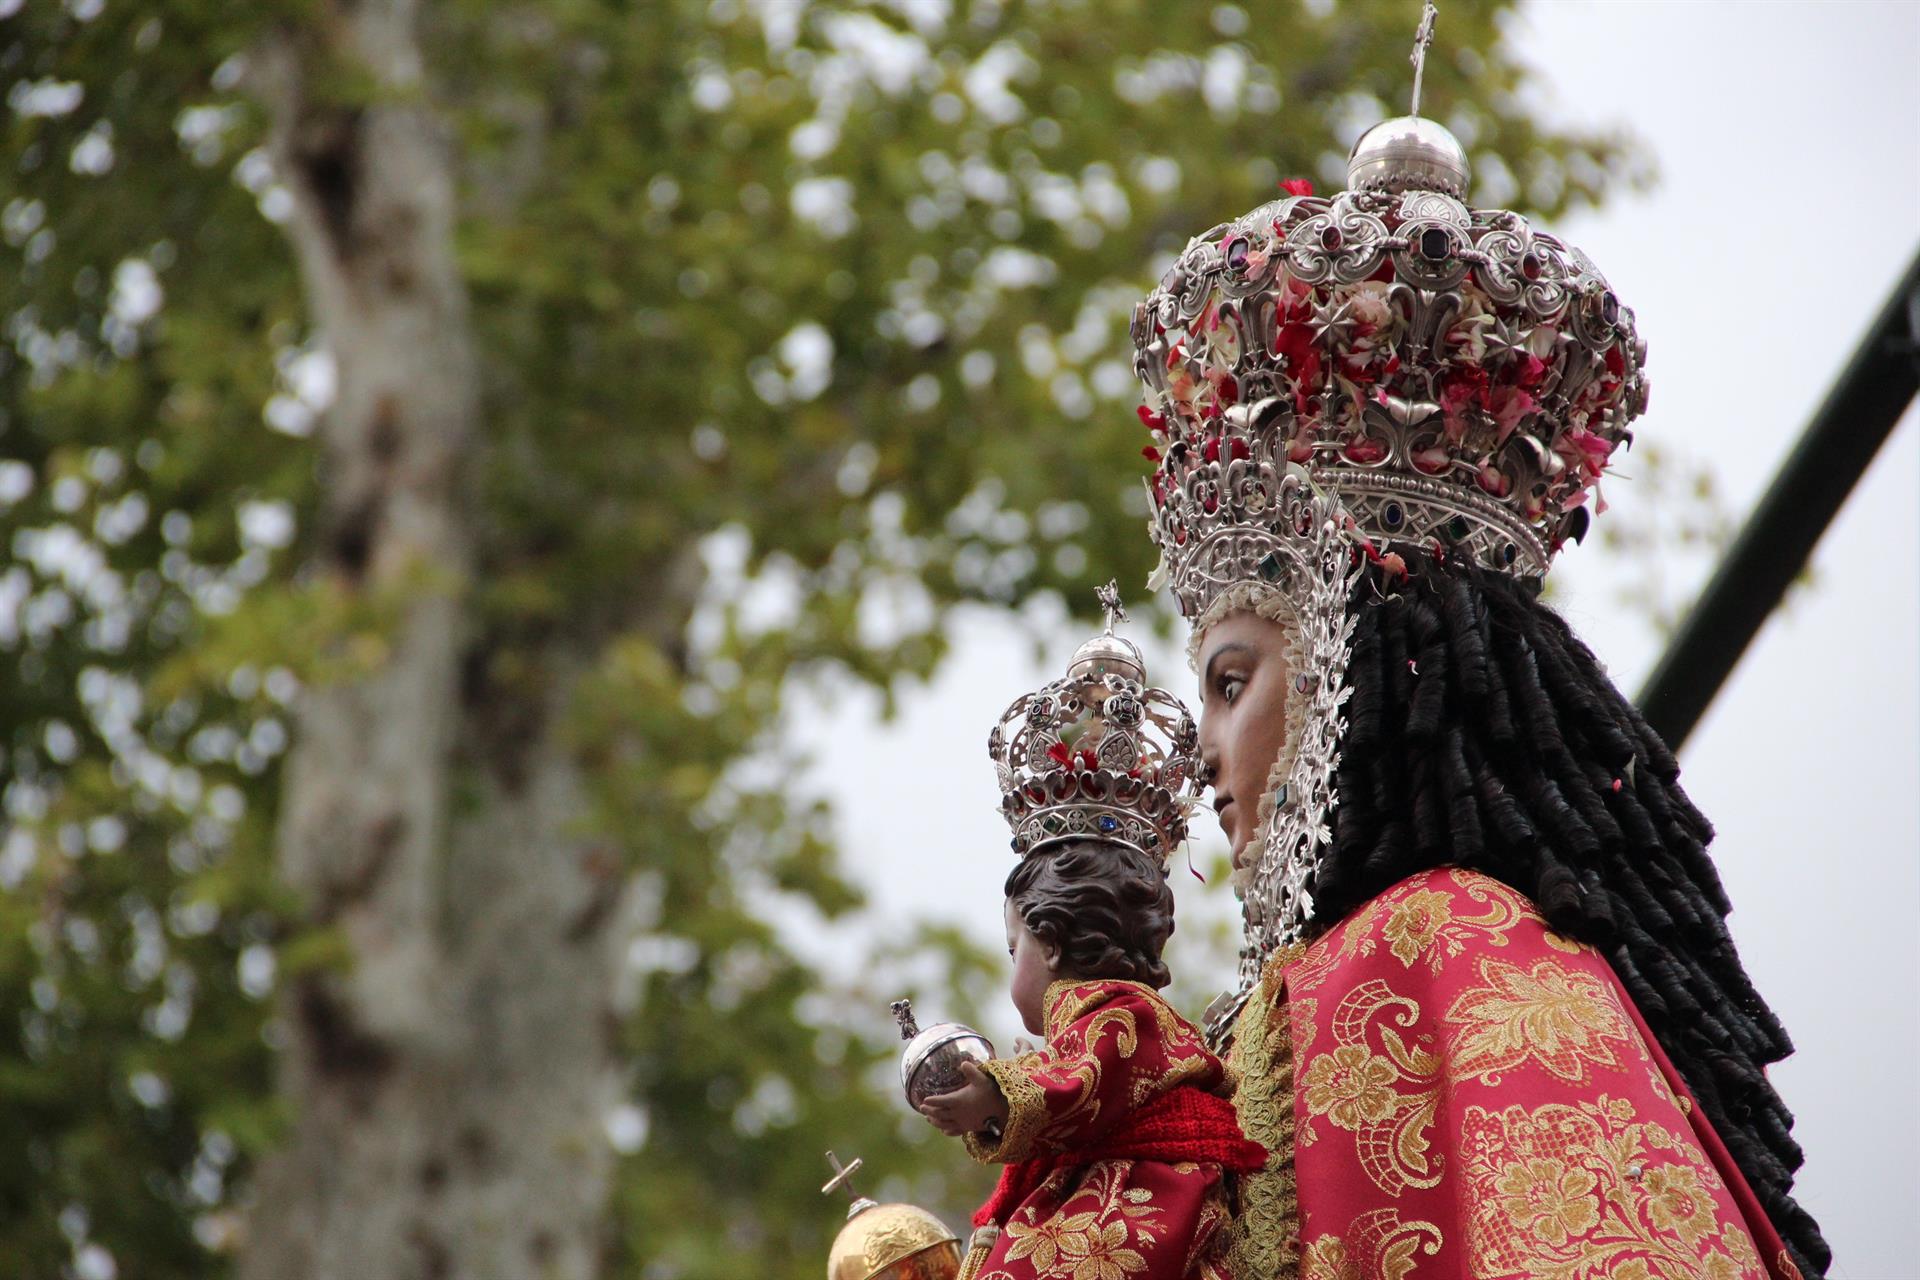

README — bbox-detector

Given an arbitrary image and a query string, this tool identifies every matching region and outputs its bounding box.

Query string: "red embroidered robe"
[959,979,1250,1280]
[1225,866,1804,1280]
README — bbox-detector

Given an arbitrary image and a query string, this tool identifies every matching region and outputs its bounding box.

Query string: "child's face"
[1004,899,1059,1037]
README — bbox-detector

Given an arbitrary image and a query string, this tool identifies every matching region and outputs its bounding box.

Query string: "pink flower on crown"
[1347,282,1393,330]
[1166,366,1201,414]
[1440,366,1490,442]
[1556,426,1614,483]
[1487,385,1536,443]
[1205,317,1242,366]
[1276,272,1314,322]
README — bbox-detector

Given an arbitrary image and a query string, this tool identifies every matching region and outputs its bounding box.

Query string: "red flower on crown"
[1043,742,1102,773]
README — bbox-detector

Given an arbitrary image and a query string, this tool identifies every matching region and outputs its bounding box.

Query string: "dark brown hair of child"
[1003,838,1175,989]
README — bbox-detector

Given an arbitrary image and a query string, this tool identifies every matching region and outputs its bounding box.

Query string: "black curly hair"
[1310,557,1829,1276]
[1004,839,1176,990]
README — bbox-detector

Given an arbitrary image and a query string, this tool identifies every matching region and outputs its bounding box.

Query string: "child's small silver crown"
[987,584,1202,861]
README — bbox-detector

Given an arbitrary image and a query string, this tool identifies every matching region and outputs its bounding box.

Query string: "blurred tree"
[0,1,1638,1277]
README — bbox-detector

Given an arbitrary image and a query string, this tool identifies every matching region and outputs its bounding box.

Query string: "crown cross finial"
[821,1150,865,1201]
[1095,580,1128,634]
[1409,2,1438,117]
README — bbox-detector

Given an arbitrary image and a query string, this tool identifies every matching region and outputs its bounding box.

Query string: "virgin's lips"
[1214,796,1238,859]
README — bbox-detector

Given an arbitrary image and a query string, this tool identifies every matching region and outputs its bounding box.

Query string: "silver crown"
[1131,6,1655,1043]
[988,584,1202,861]
[1132,114,1646,624]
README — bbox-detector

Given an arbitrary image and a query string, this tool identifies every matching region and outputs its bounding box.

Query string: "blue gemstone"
[1098,816,1120,833]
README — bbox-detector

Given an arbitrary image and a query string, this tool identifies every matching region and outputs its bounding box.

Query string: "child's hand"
[917,1061,1010,1137]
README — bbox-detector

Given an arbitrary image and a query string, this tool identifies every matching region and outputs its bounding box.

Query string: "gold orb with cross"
[821,1151,962,1280]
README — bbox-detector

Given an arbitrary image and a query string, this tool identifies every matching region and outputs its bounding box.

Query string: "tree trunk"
[238,7,624,1278]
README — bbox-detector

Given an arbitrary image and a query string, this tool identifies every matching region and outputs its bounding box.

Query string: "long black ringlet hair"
[1004,839,1176,990]
[1315,557,1829,1276]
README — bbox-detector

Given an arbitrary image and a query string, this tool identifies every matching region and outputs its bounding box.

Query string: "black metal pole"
[1636,245,1920,749]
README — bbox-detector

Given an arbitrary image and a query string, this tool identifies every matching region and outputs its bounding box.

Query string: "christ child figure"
[917,838,1265,1280]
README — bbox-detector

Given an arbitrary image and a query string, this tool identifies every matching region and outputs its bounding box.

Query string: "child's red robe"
[958,979,1263,1280]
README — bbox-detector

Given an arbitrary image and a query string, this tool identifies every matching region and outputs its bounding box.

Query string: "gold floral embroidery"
[997,1161,1165,1280]
[1295,868,1557,982]
[972,981,1214,1164]
[1045,979,1125,1027]
[1297,979,1442,1195]
[1445,955,1637,1084]
[1179,1176,1234,1279]
[1002,1209,1147,1277]
[1462,1096,1769,1280]
[1302,1211,1444,1280]
[1381,888,1454,966]
[1640,1165,1711,1247]
[1299,1236,1356,1280]
[1641,1065,1697,1117]
[1301,1044,1399,1129]
[1033,986,1142,1148]
[1495,1156,1601,1245]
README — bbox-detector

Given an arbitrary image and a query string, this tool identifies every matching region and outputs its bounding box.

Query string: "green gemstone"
[1447,515,1470,540]
[1258,552,1282,581]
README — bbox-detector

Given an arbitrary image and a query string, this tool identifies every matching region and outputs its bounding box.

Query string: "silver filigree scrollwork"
[1200,472,1365,1047]
[1134,158,1646,605]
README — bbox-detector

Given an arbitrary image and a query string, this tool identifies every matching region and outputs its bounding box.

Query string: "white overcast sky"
[782,3,1920,1273]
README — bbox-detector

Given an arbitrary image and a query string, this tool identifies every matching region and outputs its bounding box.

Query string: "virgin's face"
[1004,899,1058,1036]
[1195,612,1296,886]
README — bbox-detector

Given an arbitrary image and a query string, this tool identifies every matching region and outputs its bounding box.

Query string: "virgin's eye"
[1218,675,1247,705]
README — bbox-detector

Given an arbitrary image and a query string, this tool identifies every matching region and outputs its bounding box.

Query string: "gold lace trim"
[964,1054,1050,1164]
[1227,944,1308,1279]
